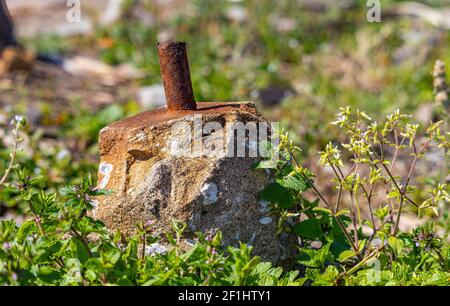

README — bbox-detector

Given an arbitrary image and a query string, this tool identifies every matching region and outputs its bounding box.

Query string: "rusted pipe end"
[157,41,197,111]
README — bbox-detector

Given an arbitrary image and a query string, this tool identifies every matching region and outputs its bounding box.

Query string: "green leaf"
[335,208,350,217]
[297,249,319,268]
[358,239,366,252]
[76,217,106,235]
[313,265,339,286]
[252,159,278,169]
[292,219,323,240]
[317,242,334,266]
[37,266,62,283]
[338,250,357,262]
[388,237,404,256]
[113,228,122,244]
[331,217,351,244]
[211,231,222,248]
[313,207,333,215]
[16,220,37,243]
[260,183,295,208]
[29,175,45,186]
[166,232,177,246]
[70,237,90,264]
[276,174,309,192]
[374,206,389,221]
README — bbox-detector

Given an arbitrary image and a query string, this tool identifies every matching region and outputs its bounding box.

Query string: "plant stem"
[335,216,359,253]
[361,212,393,255]
[28,201,46,237]
[0,123,19,188]
[376,155,418,207]
[141,233,146,261]
[392,197,404,236]
[434,249,449,272]
[349,190,359,247]
[70,226,93,257]
[334,185,343,213]
[291,152,332,209]
[335,245,384,284]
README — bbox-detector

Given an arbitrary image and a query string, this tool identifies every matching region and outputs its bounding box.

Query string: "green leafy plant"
[255,106,449,285]
[1,166,304,285]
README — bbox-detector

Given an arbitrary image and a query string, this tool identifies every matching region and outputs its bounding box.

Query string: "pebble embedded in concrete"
[258,200,270,213]
[90,200,99,218]
[133,132,147,142]
[201,183,218,205]
[259,217,273,225]
[99,162,113,189]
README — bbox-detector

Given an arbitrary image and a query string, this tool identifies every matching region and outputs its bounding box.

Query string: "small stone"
[258,200,269,208]
[188,214,200,231]
[201,183,219,205]
[99,162,113,175]
[258,200,270,213]
[233,192,245,205]
[259,217,273,225]
[98,162,113,189]
[90,200,99,218]
[132,132,147,143]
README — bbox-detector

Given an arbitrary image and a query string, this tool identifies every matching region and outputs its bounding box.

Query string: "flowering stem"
[141,232,146,261]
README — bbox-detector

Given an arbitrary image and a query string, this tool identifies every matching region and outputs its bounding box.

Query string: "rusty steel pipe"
[157,41,197,111]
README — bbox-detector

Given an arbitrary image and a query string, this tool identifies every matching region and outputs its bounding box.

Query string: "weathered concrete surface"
[95,102,292,263]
